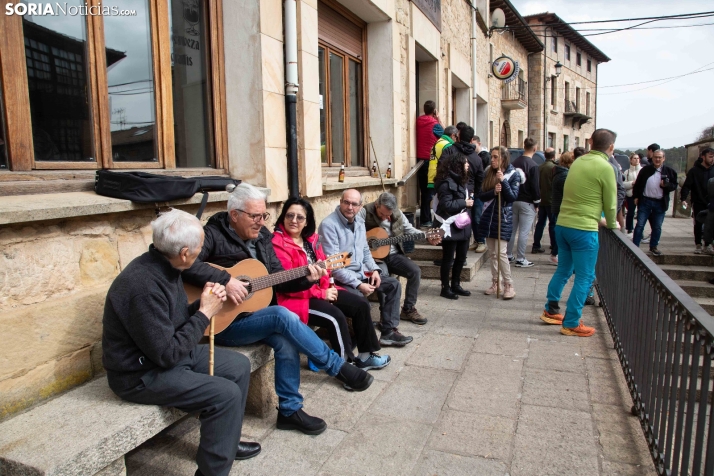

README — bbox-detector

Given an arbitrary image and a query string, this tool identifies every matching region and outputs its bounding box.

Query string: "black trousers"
[110,346,250,476]
[309,291,380,358]
[693,202,709,245]
[418,161,434,224]
[441,239,469,286]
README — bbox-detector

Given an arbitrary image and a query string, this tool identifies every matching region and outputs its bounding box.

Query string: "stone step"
[413,249,489,282]
[408,244,443,261]
[650,252,714,266]
[677,280,714,298]
[660,265,714,282]
[694,297,714,315]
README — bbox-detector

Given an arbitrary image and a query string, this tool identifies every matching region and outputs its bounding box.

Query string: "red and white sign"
[492,56,519,82]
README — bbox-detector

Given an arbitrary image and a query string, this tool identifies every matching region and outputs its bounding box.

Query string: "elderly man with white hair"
[103,209,259,476]
[182,183,373,438]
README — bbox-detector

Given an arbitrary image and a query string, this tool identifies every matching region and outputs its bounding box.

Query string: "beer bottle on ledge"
[386,162,392,179]
[338,163,345,183]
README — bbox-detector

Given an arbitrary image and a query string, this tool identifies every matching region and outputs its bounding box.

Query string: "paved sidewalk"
[126,251,656,475]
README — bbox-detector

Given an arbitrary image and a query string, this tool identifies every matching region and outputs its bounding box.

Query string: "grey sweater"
[102,245,209,391]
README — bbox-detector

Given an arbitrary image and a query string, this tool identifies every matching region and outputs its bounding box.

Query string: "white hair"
[151,209,204,257]
[227,183,267,212]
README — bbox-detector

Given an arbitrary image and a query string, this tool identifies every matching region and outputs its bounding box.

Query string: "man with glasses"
[319,189,413,347]
[632,149,678,256]
[183,183,374,438]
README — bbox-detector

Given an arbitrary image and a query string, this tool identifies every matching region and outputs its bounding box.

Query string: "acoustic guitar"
[184,252,352,335]
[366,227,445,259]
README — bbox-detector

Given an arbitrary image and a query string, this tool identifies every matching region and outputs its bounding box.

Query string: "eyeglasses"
[341,199,362,208]
[236,208,270,223]
[285,212,306,223]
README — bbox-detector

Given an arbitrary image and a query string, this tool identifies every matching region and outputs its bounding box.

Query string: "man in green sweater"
[539,129,619,337]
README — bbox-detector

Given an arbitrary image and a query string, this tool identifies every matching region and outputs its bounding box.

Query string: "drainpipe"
[471,6,478,132]
[284,0,299,198]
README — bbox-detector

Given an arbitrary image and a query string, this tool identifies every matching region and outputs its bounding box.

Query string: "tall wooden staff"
[497,190,502,298]
[209,317,215,376]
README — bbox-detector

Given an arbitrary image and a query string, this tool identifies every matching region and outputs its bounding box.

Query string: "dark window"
[586,92,591,116]
[587,59,592,72]
[552,37,557,53]
[22,10,94,162]
[169,0,215,167]
[564,44,570,61]
[550,76,556,106]
[576,52,582,66]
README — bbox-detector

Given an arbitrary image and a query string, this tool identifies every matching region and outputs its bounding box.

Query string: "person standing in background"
[623,153,642,235]
[415,101,444,228]
[507,138,541,268]
[532,148,558,265]
[681,148,714,253]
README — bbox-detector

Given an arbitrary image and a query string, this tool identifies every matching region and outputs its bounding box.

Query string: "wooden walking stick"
[497,191,502,298]
[209,317,215,376]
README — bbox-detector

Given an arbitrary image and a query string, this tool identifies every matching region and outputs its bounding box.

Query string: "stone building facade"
[525,12,610,154]
[0,0,477,418]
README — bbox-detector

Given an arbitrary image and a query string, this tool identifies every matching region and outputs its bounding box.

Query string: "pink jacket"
[271,225,330,324]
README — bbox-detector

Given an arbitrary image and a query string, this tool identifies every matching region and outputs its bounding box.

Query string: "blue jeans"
[533,205,558,255]
[472,198,485,243]
[214,306,344,416]
[545,226,599,328]
[633,197,665,248]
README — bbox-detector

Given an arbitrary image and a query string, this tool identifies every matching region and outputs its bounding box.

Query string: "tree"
[696,124,714,142]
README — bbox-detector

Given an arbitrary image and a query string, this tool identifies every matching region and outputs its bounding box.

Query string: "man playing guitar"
[182,183,373,438]
[360,192,442,325]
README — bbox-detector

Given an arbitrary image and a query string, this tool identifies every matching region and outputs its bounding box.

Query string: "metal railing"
[502,78,527,102]
[595,228,714,476]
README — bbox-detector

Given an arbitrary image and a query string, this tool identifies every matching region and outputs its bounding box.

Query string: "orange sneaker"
[540,310,563,325]
[560,322,596,337]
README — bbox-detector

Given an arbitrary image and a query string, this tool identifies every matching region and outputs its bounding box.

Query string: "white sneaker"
[705,245,714,255]
[548,255,558,266]
[695,244,703,254]
[641,235,650,244]
[515,259,535,268]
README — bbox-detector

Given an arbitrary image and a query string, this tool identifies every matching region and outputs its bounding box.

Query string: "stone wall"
[0,185,395,420]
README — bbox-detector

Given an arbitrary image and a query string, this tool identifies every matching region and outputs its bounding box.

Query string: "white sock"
[358,352,371,361]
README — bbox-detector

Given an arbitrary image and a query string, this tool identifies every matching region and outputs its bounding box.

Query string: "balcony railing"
[501,79,527,110]
[595,228,714,475]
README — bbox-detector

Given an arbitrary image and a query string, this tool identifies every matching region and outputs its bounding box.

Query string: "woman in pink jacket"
[272,198,390,370]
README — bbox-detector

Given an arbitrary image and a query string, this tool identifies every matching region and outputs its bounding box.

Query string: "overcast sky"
[511,0,714,149]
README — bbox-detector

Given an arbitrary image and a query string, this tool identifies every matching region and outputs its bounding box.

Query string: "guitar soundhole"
[236,275,254,300]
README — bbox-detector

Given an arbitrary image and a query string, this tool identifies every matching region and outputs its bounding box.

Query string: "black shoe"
[451,284,471,296]
[585,296,596,306]
[440,285,458,300]
[276,408,327,435]
[336,362,374,392]
[433,259,442,266]
[379,328,414,347]
[532,246,545,254]
[235,441,262,460]
[650,247,662,256]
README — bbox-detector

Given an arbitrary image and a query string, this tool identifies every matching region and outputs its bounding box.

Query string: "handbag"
[454,209,471,229]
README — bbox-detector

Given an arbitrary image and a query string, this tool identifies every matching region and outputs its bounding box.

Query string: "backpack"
[94,170,241,218]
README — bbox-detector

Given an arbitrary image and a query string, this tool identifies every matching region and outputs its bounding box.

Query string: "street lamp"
[554,61,563,77]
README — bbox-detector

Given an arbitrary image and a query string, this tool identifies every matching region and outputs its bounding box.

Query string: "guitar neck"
[250,261,325,292]
[375,232,426,247]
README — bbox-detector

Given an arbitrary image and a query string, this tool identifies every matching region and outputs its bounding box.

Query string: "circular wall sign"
[492,56,517,81]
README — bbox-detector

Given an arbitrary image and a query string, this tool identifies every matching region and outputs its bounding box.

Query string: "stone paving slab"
[125,224,657,476]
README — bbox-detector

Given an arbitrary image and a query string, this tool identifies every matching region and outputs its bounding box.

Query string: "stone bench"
[0,344,275,476]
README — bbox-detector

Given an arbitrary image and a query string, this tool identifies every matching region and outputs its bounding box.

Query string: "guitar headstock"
[324,252,352,270]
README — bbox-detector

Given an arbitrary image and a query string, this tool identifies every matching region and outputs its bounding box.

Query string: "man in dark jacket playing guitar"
[182,183,373,437]
[360,192,441,325]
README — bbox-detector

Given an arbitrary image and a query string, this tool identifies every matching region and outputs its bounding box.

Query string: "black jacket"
[632,164,678,209]
[681,158,713,207]
[479,150,492,174]
[511,154,541,204]
[435,171,471,242]
[551,165,569,217]
[182,211,312,295]
[442,141,485,195]
[103,246,209,391]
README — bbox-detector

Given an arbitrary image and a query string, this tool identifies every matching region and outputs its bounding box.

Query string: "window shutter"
[318,1,363,59]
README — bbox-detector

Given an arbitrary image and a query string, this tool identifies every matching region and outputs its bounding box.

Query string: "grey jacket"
[609,156,626,210]
[318,206,381,288]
